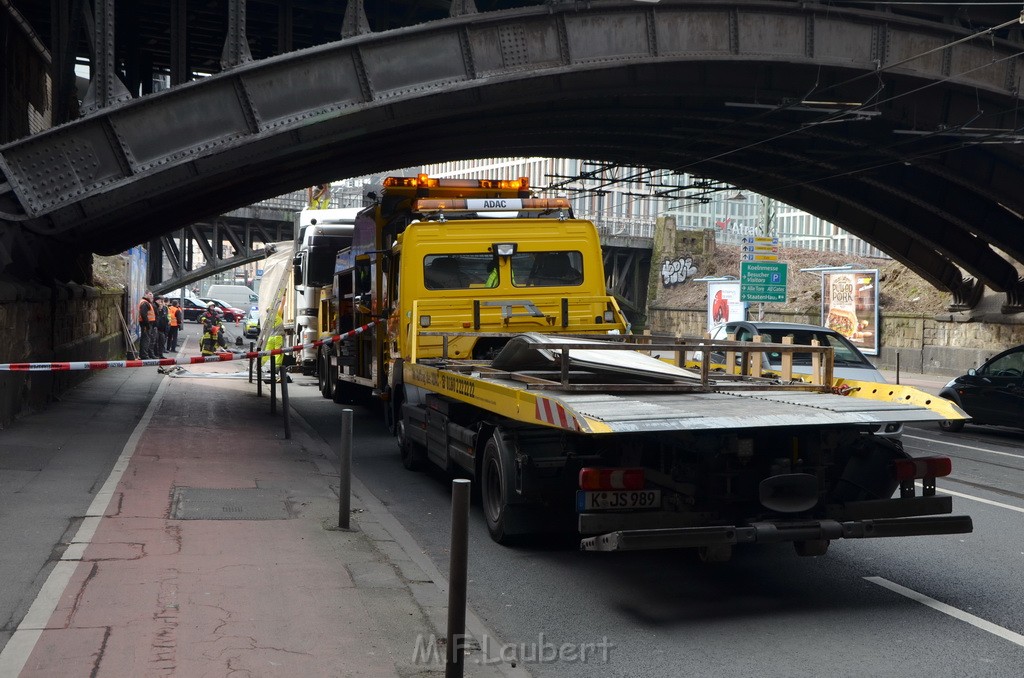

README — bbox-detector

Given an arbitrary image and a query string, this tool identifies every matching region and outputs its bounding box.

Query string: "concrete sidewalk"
[1,357,518,677]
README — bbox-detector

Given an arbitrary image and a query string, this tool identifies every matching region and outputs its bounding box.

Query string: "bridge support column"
[341,0,370,38]
[81,0,131,114]
[221,0,253,69]
[1002,278,1024,314]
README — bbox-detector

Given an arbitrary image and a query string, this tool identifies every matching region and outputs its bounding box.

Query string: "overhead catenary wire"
[538,8,1024,215]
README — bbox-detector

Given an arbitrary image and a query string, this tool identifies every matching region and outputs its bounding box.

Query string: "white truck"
[292,207,361,373]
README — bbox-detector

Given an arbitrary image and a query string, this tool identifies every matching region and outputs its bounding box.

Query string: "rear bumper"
[579,514,973,552]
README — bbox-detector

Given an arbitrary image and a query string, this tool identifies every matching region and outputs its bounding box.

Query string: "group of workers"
[137,293,227,359]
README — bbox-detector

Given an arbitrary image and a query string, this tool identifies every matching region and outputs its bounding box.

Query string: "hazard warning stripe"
[534,396,580,431]
[0,322,375,372]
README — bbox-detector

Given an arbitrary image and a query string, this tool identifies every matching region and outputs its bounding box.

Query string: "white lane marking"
[865,576,1024,649]
[921,483,1024,514]
[904,433,1024,460]
[0,374,172,677]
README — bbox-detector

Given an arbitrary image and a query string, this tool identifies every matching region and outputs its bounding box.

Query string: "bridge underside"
[146,208,294,296]
[2,2,1023,311]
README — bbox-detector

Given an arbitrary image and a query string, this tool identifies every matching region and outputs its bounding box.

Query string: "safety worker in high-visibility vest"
[201,303,228,350]
[485,262,516,288]
[262,334,284,368]
[309,183,331,209]
[166,299,183,351]
[137,291,157,359]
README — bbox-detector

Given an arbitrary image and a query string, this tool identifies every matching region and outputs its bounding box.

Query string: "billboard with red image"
[707,280,746,333]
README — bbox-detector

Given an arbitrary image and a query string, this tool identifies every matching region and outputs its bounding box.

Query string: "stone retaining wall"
[0,283,126,428]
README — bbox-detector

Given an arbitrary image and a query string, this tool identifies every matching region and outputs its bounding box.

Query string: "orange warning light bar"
[382,175,530,191]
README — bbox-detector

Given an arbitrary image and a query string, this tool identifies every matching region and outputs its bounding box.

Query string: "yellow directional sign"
[740,236,779,262]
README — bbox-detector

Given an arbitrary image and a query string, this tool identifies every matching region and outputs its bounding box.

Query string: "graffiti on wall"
[661,256,698,286]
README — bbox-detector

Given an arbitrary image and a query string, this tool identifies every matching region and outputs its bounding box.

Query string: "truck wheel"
[794,539,830,557]
[384,393,398,435]
[481,433,519,544]
[318,351,333,399]
[938,419,964,433]
[396,394,426,471]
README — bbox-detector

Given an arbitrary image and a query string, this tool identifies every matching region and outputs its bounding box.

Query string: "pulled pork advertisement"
[821,270,879,355]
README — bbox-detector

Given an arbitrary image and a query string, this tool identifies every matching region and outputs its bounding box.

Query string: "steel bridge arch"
[2,1,1023,309]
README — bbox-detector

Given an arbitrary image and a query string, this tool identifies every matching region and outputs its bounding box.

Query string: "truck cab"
[393,214,627,363]
[293,207,360,371]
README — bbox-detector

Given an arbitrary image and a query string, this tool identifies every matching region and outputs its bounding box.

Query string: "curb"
[288,405,532,678]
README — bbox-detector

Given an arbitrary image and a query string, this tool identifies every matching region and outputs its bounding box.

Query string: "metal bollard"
[895,351,901,385]
[248,341,255,383]
[338,408,353,529]
[446,479,471,678]
[270,358,277,414]
[280,365,291,440]
[257,354,263,397]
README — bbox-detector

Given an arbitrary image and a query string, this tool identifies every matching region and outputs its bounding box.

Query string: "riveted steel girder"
[148,211,293,296]
[1,0,1023,308]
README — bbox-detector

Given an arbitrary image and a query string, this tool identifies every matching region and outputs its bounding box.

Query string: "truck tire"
[396,393,426,471]
[318,350,333,399]
[481,431,522,544]
[938,418,964,433]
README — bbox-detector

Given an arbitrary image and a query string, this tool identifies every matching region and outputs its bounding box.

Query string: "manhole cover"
[171,487,289,520]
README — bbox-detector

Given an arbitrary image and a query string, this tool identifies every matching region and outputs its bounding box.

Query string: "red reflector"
[579,467,645,491]
[893,456,953,481]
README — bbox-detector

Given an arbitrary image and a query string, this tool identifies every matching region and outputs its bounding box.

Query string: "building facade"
[418,158,888,258]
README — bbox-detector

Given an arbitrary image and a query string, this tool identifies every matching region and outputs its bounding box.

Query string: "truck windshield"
[423,253,495,290]
[512,251,583,288]
[422,250,585,290]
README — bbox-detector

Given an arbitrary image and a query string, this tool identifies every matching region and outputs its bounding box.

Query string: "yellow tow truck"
[317,174,971,559]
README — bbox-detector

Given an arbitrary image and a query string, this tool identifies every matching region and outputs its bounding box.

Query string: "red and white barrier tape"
[0,322,376,372]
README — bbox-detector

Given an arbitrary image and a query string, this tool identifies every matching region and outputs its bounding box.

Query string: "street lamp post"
[757,195,775,321]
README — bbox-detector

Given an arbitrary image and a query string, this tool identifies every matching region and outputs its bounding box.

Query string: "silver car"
[705,321,902,437]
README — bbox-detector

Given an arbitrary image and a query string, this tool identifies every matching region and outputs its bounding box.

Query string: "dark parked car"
[200,297,245,322]
[177,296,210,322]
[937,344,1024,432]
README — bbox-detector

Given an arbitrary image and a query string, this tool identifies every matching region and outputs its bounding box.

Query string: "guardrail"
[407,322,836,391]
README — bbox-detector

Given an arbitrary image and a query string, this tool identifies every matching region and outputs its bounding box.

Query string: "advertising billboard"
[126,246,148,342]
[821,269,879,355]
[707,280,746,332]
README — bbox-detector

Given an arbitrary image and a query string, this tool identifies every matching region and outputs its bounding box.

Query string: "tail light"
[579,467,645,491]
[893,456,952,497]
[892,456,952,481]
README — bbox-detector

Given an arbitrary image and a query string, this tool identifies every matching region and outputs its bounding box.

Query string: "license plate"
[576,490,661,512]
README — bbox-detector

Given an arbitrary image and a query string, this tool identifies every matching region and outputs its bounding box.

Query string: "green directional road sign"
[740,261,788,302]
